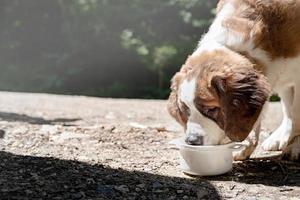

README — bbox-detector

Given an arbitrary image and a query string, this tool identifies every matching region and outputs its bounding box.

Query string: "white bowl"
[170,138,245,176]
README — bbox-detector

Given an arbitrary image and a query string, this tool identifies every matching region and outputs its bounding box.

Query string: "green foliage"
[121,29,150,57]
[153,46,178,70]
[0,0,217,99]
[270,94,281,102]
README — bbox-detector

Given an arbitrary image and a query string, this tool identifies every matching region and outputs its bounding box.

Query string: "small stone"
[115,185,129,193]
[235,172,244,177]
[144,168,152,172]
[280,188,293,192]
[182,184,194,191]
[137,184,145,188]
[152,181,162,190]
[25,190,33,195]
[0,130,5,138]
[168,196,176,200]
[197,189,208,199]
[183,196,189,199]
[154,126,167,132]
[271,166,278,170]
[224,192,238,198]
[53,197,63,200]
[72,192,85,199]
[86,178,95,184]
[245,197,258,200]
[177,190,184,194]
[97,185,115,197]
[36,180,45,186]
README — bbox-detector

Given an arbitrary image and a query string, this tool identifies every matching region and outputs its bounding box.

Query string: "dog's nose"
[185,134,204,145]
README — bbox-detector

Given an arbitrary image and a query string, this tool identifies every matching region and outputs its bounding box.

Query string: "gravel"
[0,92,299,199]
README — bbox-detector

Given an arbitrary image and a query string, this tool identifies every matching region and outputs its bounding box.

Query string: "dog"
[167,0,300,160]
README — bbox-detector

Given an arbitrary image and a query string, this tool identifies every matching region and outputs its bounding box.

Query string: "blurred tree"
[119,0,217,97]
[0,0,217,99]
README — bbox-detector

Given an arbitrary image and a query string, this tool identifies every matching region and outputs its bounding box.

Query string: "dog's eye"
[202,106,219,120]
[232,99,241,108]
[194,98,219,121]
[204,107,217,115]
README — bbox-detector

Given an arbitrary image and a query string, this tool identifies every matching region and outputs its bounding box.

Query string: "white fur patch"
[192,3,236,56]
[265,57,300,92]
[179,79,227,145]
[186,121,204,135]
[194,1,271,67]
[262,102,292,151]
[179,78,196,108]
[262,119,292,151]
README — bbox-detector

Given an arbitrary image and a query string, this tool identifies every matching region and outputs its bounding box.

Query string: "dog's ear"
[211,69,270,141]
[167,72,189,128]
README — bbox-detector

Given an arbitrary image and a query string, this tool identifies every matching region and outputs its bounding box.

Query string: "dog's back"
[217,0,300,160]
[168,0,300,160]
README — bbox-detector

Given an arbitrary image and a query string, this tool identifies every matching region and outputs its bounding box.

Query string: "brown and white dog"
[167,0,300,160]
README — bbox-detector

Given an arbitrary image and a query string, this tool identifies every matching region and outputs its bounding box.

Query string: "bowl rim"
[170,137,236,151]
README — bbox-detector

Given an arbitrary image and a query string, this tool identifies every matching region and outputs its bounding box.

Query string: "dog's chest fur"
[197,0,300,93]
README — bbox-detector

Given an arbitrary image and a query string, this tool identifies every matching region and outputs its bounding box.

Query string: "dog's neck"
[191,2,265,75]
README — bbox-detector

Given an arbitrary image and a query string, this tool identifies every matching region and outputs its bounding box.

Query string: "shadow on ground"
[0,151,220,200]
[0,112,80,125]
[0,129,5,138]
[205,157,300,187]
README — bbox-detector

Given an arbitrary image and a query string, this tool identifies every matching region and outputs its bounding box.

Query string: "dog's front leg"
[233,122,261,161]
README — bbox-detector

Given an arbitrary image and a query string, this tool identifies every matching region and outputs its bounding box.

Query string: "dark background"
[0,0,218,99]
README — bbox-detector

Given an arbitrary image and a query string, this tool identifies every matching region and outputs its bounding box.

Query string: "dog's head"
[167,49,270,145]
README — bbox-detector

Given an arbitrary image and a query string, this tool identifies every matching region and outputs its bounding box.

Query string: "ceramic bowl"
[170,138,245,176]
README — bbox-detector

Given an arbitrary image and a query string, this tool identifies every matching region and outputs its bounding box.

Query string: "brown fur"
[167,49,270,141]
[168,0,298,143]
[219,0,300,59]
[167,72,189,129]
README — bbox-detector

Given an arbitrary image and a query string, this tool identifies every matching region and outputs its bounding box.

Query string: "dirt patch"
[0,92,299,199]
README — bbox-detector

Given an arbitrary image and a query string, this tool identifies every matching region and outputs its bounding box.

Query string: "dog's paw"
[262,133,290,151]
[233,150,250,161]
[261,120,292,151]
[233,144,255,161]
[282,136,300,161]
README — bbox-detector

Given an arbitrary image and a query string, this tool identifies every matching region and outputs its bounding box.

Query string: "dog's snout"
[185,134,204,145]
